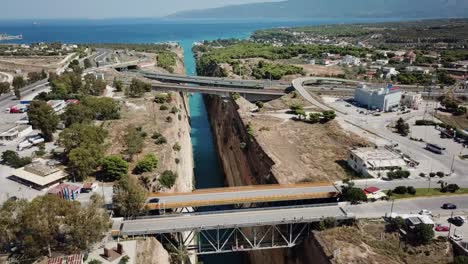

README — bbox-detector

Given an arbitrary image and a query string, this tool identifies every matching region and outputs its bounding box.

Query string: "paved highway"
[119,195,468,236]
[347,195,468,219]
[150,83,286,96]
[147,183,338,209]
[141,71,289,89]
[119,204,349,235]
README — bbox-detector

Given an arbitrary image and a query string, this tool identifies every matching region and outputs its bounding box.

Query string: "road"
[141,71,289,89]
[292,77,468,179]
[119,204,349,235]
[347,195,468,219]
[150,83,286,96]
[148,183,338,209]
[120,195,468,235]
[0,79,49,108]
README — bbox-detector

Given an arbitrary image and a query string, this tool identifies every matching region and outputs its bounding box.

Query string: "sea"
[0,17,407,263]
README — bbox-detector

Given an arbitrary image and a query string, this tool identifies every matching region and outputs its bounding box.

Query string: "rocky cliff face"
[205,95,276,187]
[205,95,329,264]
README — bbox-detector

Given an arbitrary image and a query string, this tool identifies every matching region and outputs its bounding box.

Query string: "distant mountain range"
[168,0,468,20]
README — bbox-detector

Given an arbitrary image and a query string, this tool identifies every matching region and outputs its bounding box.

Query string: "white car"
[419,209,432,216]
[451,234,463,241]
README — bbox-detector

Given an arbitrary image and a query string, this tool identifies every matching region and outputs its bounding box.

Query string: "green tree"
[83,58,93,69]
[341,181,367,203]
[1,150,32,168]
[112,175,147,218]
[61,103,95,127]
[0,82,10,95]
[12,76,26,90]
[395,118,409,136]
[123,126,145,160]
[386,217,405,232]
[322,111,336,122]
[309,112,321,123]
[59,123,107,154]
[290,103,304,115]
[413,224,434,245]
[14,87,21,99]
[113,77,123,92]
[81,96,120,120]
[27,101,59,142]
[319,217,338,230]
[133,154,158,175]
[68,147,102,181]
[158,170,178,189]
[101,155,129,181]
[126,78,151,98]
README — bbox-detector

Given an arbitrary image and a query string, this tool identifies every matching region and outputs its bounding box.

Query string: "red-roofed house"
[363,186,387,201]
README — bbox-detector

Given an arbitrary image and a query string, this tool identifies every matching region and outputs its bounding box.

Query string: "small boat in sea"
[0,34,23,41]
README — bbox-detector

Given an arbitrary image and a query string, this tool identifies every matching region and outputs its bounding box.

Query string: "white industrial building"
[347,147,407,178]
[354,84,402,112]
[341,55,361,66]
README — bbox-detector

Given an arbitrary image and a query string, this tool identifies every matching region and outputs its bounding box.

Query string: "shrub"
[445,184,460,193]
[407,186,416,195]
[386,190,393,196]
[155,136,167,145]
[101,155,129,181]
[160,105,169,111]
[393,186,408,194]
[436,171,444,178]
[429,172,436,178]
[232,93,240,100]
[173,142,181,151]
[415,120,437,126]
[255,101,264,108]
[133,154,158,174]
[386,217,405,232]
[170,106,179,114]
[319,217,337,230]
[166,116,173,123]
[158,170,177,189]
[154,94,169,104]
[119,256,130,264]
[454,256,468,264]
[322,110,336,122]
[1,150,32,168]
[175,158,180,164]
[419,172,426,177]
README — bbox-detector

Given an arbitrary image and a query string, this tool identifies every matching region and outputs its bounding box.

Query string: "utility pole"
[390,198,395,216]
[448,211,454,238]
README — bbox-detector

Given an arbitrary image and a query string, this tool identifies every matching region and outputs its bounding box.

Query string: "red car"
[435,225,450,232]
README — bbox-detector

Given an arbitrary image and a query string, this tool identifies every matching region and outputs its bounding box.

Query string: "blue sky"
[1,0,276,19]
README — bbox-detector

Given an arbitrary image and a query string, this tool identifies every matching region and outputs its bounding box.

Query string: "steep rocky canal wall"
[205,95,329,264]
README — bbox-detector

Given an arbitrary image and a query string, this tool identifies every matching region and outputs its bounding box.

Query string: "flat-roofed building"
[354,84,402,112]
[10,160,66,189]
[0,124,32,141]
[347,147,407,178]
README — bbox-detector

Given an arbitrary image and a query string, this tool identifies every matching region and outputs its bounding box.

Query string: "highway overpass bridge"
[141,71,290,89]
[151,82,286,101]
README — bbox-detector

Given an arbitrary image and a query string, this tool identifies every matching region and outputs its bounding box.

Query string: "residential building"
[405,66,430,74]
[46,100,66,112]
[401,92,423,109]
[341,55,361,66]
[405,51,417,64]
[363,186,387,200]
[375,59,389,66]
[354,84,402,112]
[347,147,407,178]
[382,67,399,79]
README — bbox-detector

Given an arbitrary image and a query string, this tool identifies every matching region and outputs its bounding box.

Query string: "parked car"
[442,203,457,210]
[449,216,466,227]
[451,234,463,241]
[148,198,160,204]
[419,209,432,216]
[435,225,450,232]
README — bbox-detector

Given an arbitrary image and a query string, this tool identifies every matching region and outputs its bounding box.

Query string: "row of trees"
[290,104,336,123]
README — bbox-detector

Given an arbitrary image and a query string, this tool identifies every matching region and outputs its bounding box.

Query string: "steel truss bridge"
[113,204,354,254]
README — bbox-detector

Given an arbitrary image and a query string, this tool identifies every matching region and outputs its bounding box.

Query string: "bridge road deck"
[146,182,340,210]
[119,204,351,236]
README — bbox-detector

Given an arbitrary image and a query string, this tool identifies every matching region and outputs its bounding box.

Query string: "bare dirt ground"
[316,221,453,264]
[136,237,171,264]
[436,112,468,130]
[237,96,369,183]
[102,46,193,193]
[296,64,344,77]
[0,56,66,73]
[262,91,316,111]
